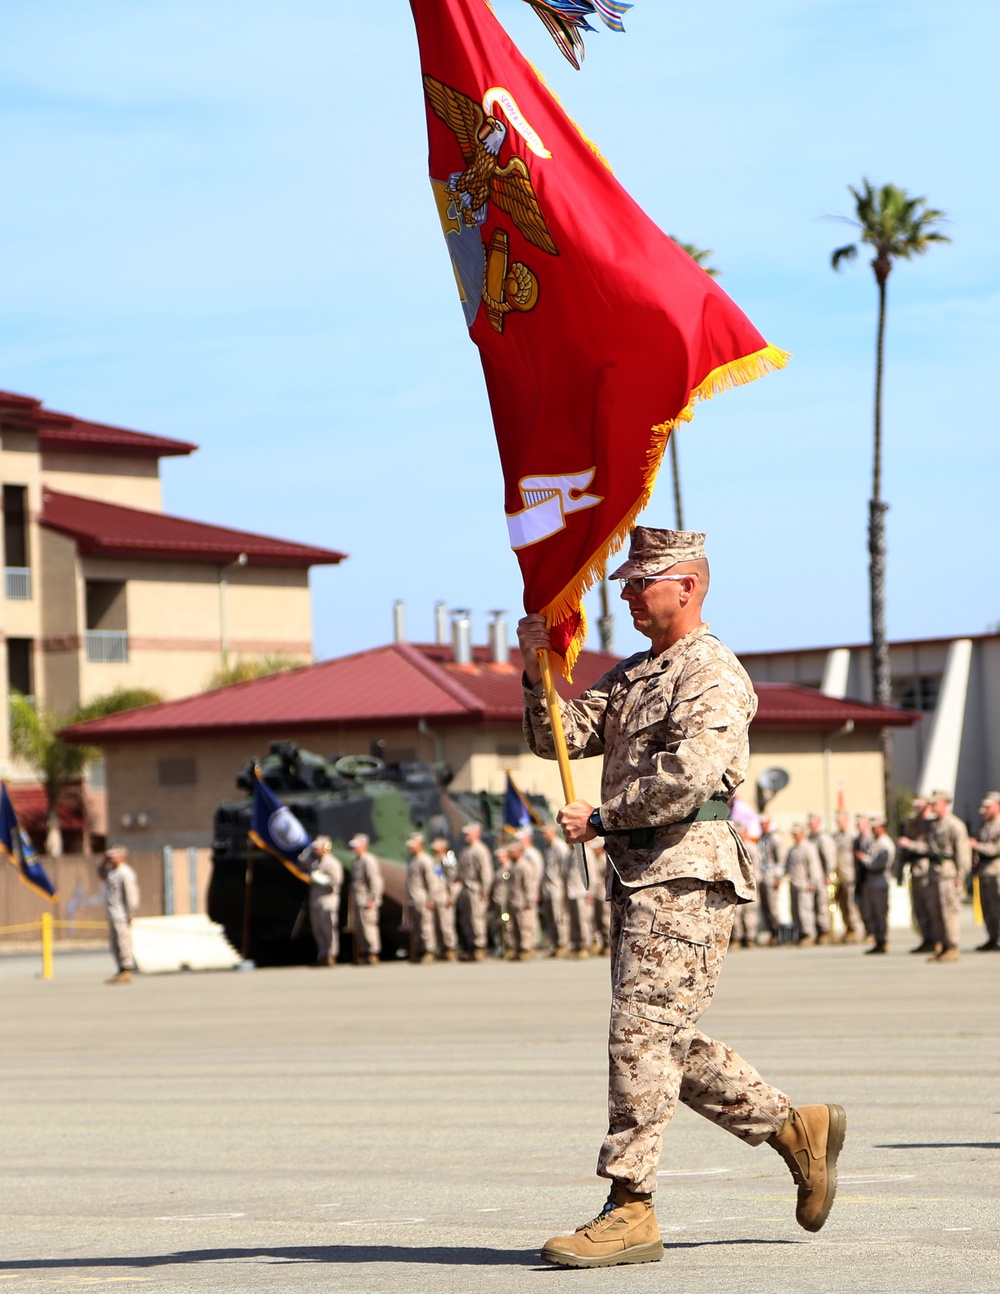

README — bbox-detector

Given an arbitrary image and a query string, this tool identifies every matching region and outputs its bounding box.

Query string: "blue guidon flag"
[0,781,57,902]
[248,767,312,884]
[503,771,536,835]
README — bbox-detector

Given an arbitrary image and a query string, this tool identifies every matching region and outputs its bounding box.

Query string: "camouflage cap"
[608,527,706,580]
[347,833,369,848]
[930,789,952,803]
[406,831,424,847]
[980,791,1000,808]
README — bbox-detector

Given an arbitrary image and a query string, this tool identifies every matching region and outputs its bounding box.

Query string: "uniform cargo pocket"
[627,933,708,1026]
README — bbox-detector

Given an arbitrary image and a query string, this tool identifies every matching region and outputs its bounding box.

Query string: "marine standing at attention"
[517,527,846,1268]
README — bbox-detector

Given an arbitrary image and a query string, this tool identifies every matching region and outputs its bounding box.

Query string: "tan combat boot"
[540,1182,663,1268]
[769,1104,846,1232]
[105,969,132,985]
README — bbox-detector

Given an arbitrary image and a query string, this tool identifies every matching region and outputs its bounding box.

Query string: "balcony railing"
[4,568,32,600]
[85,630,129,664]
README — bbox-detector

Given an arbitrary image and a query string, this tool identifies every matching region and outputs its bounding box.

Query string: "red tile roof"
[0,389,196,457]
[61,641,917,744]
[7,785,85,835]
[40,489,346,568]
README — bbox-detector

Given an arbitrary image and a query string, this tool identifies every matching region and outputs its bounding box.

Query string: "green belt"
[617,796,731,849]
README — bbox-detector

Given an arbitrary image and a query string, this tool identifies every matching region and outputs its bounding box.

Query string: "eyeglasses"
[617,573,694,595]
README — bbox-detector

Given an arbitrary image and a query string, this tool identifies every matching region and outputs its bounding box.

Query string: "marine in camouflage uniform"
[586,840,611,953]
[898,801,936,951]
[405,832,439,962]
[519,528,844,1268]
[348,833,384,964]
[832,811,862,943]
[971,793,1000,951]
[807,814,835,943]
[541,823,570,954]
[428,837,459,959]
[307,836,343,965]
[756,817,785,943]
[923,792,971,962]
[100,847,140,984]
[563,838,592,955]
[457,824,494,960]
[855,820,895,953]
[785,826,823,945]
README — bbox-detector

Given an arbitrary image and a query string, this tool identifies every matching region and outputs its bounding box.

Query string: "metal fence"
[0,848,212,947]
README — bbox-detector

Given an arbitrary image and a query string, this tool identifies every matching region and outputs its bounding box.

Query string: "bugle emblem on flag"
[412,0,788,676]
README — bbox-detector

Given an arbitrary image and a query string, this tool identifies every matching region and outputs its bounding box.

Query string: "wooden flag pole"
[537,648,589,890]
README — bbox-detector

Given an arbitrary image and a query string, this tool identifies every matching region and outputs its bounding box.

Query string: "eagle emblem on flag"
[424,75,557,333]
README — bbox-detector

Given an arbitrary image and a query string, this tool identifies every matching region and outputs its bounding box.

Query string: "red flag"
[411,0,787,676]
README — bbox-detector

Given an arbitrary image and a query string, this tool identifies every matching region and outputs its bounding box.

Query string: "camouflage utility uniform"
[974,813,1000,946]
[406,848,438,959]
[524,623,790,1194]
[457,840,494,954]
[309,853,344,963]
[104,862,140,973]
[832,827,861,939]
[350,850,384,961]
[542,835,570,952]
[906,813,970,952]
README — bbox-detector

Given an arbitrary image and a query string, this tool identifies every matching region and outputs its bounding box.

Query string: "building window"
[157,757,197,788]
[3,485,31,600]
[7,638,34,699]
[892,675,941,713]
[88,758,108,792]
[85,580,128,663]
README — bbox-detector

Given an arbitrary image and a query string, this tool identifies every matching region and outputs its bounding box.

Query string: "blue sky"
[1,0,995,664]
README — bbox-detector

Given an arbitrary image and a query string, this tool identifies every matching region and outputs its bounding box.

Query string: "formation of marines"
[735,789,1000,959]
[334,821,611,966]
[298,787,1000,967]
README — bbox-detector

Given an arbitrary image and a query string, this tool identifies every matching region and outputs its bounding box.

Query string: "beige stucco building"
[1,389,345,843]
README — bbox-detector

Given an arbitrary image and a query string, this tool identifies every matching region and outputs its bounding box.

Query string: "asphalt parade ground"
[2,913,998,1294]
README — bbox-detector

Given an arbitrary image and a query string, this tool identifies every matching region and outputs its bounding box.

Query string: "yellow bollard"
[41,911,53,980]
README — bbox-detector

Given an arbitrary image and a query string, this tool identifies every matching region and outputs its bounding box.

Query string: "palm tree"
[207,653,306,690]
[831,179,949,809]
[9,686,162,854]
[669,240,720,530]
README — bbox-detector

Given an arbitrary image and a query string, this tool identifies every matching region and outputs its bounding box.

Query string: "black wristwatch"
[588,807,605,836]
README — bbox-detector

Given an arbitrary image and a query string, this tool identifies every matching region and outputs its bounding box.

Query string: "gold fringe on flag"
[541,343,790,679]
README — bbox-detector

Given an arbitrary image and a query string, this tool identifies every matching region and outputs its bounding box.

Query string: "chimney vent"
[488,610,508,664]
[392,600,406,643]
[434,600,448,645]
[451,609,473,664]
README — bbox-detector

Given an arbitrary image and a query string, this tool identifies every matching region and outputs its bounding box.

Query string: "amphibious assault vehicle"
[208,740,547,965]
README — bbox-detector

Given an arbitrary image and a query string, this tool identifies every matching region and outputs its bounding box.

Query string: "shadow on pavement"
[0,1238,803,1272]
[874,1142,1000,1150]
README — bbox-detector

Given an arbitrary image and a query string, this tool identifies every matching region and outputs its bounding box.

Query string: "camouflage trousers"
[981,872,1000,944]
[109,918,135,972]
[926,866,962,950]
[309,899,340,961]
[458,890,489,951]
[909,871,936,943]
[598,875,790,1195]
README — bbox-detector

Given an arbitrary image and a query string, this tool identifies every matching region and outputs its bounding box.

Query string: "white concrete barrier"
[131,915,241,974]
